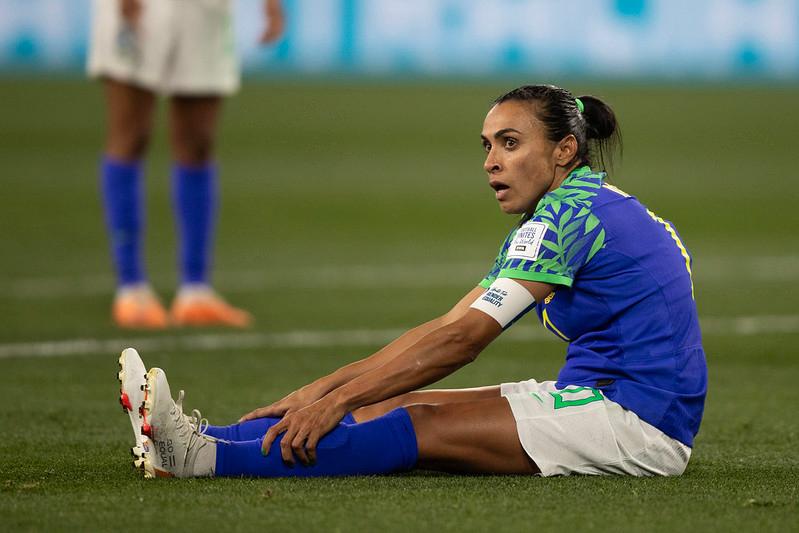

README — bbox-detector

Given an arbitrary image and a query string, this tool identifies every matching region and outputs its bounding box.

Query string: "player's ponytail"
[577,94,622,172]
[493,85,623,172]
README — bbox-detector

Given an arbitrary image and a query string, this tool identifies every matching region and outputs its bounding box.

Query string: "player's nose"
[484,153,501,174]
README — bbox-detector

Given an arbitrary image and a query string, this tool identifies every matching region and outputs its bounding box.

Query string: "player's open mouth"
[490,180,510,200]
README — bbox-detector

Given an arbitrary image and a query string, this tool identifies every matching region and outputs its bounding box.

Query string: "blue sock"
[215,408,418,477]
[172,162,217,284]
[205,417,281,441]
[100,156,145,286]
[205,412,357,441]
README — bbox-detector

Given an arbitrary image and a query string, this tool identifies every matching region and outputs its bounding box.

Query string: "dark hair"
[493,84,622,172]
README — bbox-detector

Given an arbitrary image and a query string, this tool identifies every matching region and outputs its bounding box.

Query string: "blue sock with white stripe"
[100,156,145,286]
[172,162,217,284]
[214,408,417,477]
[205,412,356,441]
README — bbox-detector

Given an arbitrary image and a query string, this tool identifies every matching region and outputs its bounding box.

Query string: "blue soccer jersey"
[480,166,707,447]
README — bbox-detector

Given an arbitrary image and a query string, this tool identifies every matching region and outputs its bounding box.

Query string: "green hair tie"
[575,98,585,113]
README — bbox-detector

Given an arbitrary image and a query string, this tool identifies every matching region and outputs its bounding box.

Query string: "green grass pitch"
[0,78,797,531]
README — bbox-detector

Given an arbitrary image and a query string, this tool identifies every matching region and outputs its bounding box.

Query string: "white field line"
[1,314,797,360]
[4,255,799,300]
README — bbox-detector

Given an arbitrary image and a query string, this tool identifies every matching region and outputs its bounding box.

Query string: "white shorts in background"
[87,0,239,95]
[501,379,692,477]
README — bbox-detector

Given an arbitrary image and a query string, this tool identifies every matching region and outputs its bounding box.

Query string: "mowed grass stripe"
[1,314,796,359]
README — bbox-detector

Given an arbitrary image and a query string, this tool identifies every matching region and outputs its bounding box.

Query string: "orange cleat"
[170,285,252,328]
[112,284,169,329]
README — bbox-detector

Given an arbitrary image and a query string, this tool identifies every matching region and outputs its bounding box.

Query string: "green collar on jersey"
[562,165,602,187]
[528,165,606,219]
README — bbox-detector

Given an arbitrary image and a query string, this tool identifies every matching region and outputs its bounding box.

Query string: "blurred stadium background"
[0,0,797,530]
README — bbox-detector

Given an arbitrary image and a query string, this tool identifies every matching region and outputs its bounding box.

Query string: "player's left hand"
[261,395,346,466]
[259,0,286,44]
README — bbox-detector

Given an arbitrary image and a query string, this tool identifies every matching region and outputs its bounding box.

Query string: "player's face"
[480,101,561,215]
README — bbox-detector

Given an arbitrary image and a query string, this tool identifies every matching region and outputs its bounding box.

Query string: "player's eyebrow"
[480,128,522,142]
[492,128,522,138]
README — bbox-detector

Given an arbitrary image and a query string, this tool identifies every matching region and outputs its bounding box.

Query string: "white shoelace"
[171,390,215,476]
[175,390,209,436]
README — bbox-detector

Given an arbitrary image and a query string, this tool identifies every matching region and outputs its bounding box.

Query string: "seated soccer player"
[118,85,706,478]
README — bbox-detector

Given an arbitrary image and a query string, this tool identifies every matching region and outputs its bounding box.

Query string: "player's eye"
[482,141,491,153]
[504,137,517,149]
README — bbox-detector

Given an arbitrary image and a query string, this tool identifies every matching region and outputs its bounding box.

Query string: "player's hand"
[261,396,347,466]
[119,0,143,29]
[259,0,286,44]
[238,385,323,422]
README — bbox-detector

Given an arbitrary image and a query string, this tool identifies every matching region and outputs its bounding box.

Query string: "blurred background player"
[87,0,285,328]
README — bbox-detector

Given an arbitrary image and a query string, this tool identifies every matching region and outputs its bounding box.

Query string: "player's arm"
[239,286,487,421]
[259,0,286,44]
[261,277,553,463]
[119,0,142,28]
[327,278,552,411]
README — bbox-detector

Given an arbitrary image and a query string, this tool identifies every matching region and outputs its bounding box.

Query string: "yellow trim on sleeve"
[543,309,571,341]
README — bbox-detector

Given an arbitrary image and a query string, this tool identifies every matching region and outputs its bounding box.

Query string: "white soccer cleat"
[117,347,148,466]
[140,367,218,478]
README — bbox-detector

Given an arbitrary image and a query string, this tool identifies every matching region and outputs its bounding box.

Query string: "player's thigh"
[408,396,538,475]
[353,385,501,423]
[103,79,157,155]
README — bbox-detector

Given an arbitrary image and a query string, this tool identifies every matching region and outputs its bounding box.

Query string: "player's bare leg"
[352,385,501,423]
[104,78,156,161]
[102,79,168,329]
[167,95,252,328]
[407,396,539,474]
[168,94,222,166]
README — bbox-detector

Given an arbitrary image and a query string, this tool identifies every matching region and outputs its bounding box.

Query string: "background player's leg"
[101,79,166,328]
[352,385,501,422]
[168,95,251,327]
[169,95,222,167]
[408,396,539,474]
[104,79,156,162]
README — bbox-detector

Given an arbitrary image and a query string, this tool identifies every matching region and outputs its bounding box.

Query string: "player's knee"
[174,132,215,166]
[107,129,151,160]
[404,403,442,433]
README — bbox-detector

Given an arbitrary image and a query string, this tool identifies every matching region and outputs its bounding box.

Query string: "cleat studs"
[141,422,152,438]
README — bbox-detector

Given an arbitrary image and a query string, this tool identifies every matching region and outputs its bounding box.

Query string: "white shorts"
[87,0,239,95]
[501,379,691,477]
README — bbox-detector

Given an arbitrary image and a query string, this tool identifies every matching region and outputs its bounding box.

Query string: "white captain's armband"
[469,278,536,329]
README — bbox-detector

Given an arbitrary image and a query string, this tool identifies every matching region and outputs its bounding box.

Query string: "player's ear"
[554,134,578,166]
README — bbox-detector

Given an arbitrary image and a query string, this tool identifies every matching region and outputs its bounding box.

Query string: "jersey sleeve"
[479,229,515,288]
[497,203,606,287]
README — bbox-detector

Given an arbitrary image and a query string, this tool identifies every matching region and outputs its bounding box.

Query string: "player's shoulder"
[532,166,607,224]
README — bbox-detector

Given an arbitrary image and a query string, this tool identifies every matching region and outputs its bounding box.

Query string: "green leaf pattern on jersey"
[481,166,607,288]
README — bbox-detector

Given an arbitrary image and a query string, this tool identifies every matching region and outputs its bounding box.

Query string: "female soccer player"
[89,0,285,328]
[120,84,707,478]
